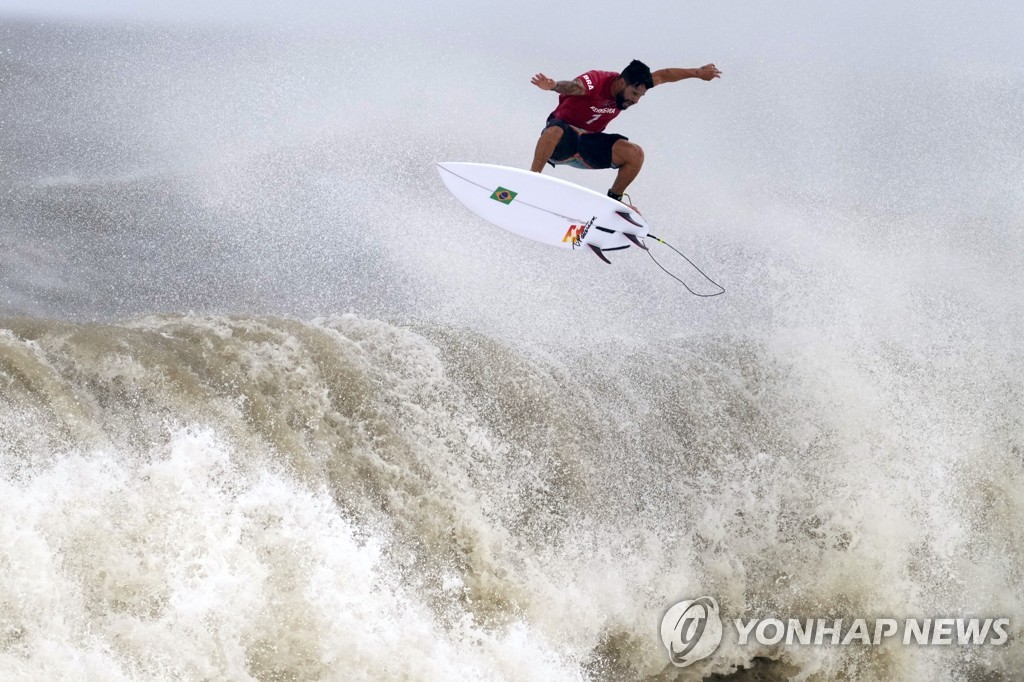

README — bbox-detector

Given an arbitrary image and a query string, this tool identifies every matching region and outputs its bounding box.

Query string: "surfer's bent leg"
[609,140,644,195]
[531,126,564,173]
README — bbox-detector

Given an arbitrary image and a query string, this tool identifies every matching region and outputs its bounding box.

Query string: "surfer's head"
[615,60,653,110]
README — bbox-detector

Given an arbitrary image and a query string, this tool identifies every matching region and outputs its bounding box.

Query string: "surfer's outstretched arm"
[651,64,721,86]
[531,73,585,95]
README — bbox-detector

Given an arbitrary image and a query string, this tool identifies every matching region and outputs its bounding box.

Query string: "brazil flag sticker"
[490,187,517,204]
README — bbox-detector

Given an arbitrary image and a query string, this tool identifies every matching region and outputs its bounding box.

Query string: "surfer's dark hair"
[620,60,654,89]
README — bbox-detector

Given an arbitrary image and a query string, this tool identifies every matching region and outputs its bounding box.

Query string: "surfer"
[530,60,721,203]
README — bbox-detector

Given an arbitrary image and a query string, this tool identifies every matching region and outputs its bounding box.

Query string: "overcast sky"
[2,1,1022,70]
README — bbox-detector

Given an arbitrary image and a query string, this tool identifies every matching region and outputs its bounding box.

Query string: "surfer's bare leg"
[531,126,563,172]
[609,140,644,195]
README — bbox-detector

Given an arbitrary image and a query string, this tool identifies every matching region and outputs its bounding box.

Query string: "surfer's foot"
[608,189,642,215]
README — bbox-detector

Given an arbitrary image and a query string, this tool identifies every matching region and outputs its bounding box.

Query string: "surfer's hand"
[696,64,721,81]
[531,73,556,90]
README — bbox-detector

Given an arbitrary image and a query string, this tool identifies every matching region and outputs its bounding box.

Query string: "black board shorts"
[544,116,627,170]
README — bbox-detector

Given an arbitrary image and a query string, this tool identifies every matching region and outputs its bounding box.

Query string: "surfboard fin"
[623,233,648,251]
[616,210,643,227]
[588,244,612,264]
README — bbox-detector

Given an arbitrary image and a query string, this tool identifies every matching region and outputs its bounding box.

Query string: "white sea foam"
[0,314,1019,679]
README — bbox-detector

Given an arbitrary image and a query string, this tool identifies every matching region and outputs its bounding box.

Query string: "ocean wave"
[1,314,1020,679]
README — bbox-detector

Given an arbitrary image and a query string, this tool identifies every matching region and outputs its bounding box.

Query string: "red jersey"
[550,69,621,133]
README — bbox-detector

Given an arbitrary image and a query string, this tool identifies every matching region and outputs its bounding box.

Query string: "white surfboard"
[437,162,650,262]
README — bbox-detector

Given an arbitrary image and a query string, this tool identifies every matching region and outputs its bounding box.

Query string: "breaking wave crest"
[1,314,1020,679]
